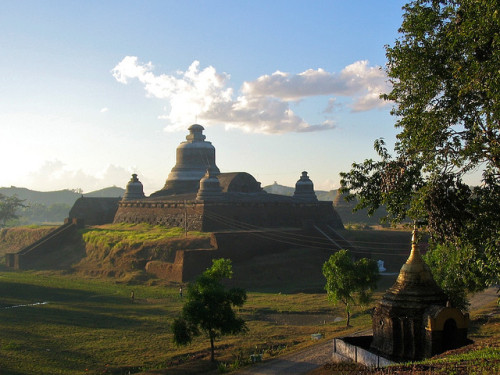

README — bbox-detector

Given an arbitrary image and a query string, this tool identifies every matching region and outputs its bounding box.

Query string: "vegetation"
[82,222,209,246]
[172,258,247,362]
[0,186,124,225]
[75,223,212,280]
[0,193,25,227]
[340,0,500,307]
[16,202,71,225]
[322,250,379,326]
[0,271,371,375]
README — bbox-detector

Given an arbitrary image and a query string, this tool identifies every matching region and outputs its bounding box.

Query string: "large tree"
[172,258,247,362]
[0,193,25,227]
[340,0,499,307]
[322,250,379,326]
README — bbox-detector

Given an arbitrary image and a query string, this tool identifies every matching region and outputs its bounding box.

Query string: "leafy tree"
[340,0,499,307]
[322,250,379,326]
[0,193,25,227]
[172,258,247,362]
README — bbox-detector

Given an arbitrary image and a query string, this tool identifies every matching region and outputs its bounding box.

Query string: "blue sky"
[1,0,451,195]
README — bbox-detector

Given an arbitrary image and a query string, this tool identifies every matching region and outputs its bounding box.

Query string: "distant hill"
[0,186,125,207]
[0,187,81,206]
[0,186,126,225]
[84,187,125,198]
[264,182,295,196]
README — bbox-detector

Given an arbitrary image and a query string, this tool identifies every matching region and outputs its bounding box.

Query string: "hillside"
[0,187,81,206]
[0,186,125,206]
[1,186,126,225]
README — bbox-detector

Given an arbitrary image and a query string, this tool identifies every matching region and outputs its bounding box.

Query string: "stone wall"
[144,228,321,282]
[69,197,120,225]
[113,201,204,230]
[114,199,344,232]
[333,337,394,367]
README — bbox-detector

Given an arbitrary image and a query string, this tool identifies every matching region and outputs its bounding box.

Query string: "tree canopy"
[0,193,25,227]
[172,258,247,362]
[340,0,499,306]
[322,250,379,326]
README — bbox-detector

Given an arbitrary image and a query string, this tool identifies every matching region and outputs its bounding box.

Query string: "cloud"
[323,98,339,114]
[23,160,132,193]
[244,61,390,111]
[112,57,390,134]
[100,107,109,113]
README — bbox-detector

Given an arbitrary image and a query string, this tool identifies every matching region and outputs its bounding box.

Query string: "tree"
[322,250,379,326]
[172,258,247,362]
[0,193,25,227]
[340,0,499,307]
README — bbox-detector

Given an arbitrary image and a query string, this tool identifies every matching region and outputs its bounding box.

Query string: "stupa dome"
[196,169,223,201]
[293,171,318,202]
[122,174,146,200]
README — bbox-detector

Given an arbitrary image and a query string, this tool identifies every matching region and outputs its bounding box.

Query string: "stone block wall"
[113,201,204,230]
[114,199,344,232]
[144,228,320,282]
[201,201,343,231]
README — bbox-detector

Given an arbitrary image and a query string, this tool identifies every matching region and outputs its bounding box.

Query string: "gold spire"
[406,225,424,265]
[394,225,434,286]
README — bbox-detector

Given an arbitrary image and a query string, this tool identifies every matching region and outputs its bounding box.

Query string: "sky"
[1,0,480,195]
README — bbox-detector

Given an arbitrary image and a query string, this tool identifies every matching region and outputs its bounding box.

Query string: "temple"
[71,124,344,232]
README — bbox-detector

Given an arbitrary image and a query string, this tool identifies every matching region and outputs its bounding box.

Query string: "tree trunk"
[209,333,215,362]
[346,304,351,327]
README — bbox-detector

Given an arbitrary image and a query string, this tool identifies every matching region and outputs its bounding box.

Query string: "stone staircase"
[5,218,84,270]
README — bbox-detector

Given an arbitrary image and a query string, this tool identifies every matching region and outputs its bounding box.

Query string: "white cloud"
[23,160,132,193]
[100,107,109,113]
[112,57,390,134]
[244,61,390,111]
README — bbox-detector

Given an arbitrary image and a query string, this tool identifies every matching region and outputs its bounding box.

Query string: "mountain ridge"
[0,186,125,206]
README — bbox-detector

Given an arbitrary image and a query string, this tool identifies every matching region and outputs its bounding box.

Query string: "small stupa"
[371,228,469,360]
[293,171,318,202]
[122,174,146,200]
[196,169,223,201]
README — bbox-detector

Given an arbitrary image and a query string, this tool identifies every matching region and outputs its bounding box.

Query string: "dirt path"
[234,287,498,375]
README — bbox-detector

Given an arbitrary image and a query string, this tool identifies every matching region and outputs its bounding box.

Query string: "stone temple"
[111,124,344,232]
[60,124,349,281]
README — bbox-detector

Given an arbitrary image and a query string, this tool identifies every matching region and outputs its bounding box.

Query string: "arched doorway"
[443,318,458,351]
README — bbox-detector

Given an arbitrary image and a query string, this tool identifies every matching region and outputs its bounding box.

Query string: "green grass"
[0,271,368,375]
[82,223,210,247]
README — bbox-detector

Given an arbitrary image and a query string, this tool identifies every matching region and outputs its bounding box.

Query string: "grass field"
[2,226,497,374]
[0,271,371,375]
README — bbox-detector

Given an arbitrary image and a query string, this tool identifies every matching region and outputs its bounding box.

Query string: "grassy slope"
[2,271,497,375]
[0,271,369,375]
